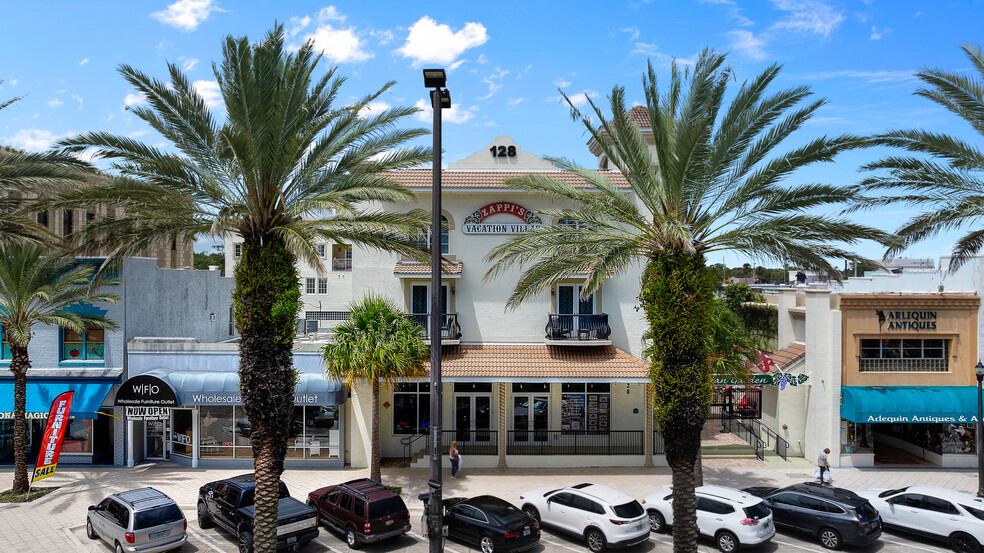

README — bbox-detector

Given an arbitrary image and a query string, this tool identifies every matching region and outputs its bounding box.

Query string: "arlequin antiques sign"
[462,202,543,234]
[876,310,938,331]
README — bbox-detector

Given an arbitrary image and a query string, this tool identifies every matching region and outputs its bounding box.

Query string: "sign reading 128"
[490,145,516,157]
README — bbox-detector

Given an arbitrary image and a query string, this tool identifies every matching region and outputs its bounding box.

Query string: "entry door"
[455,396,492,443]
[410,284,448,314]
[513,395,548,442]
[145,419,168,460]
[557,285,594,334]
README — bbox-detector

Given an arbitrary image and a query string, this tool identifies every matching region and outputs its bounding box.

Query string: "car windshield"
[483,501,527,526]
[368,497,407,519]
[879,487,908,498]
[854,502,878,520]
[612,501,644,518]
[134,505,183,530]
[743,503,770,520]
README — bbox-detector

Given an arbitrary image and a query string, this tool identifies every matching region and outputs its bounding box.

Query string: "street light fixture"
[976,360,984,497]
[424,67,450,553]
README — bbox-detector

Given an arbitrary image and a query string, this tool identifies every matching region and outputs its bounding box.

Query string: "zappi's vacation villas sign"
[462,202,543,234]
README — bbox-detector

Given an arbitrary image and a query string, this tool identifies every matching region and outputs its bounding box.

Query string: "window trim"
[60,327,105,364]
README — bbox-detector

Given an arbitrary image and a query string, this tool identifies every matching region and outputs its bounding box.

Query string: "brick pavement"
[1,462,981,552]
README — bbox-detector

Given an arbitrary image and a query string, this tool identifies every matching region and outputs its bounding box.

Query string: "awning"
[841,386,979,424]
[0,378,116,419]
[136,369,346,406]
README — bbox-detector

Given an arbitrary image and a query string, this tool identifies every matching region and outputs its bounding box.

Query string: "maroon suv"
[307,479,411,549]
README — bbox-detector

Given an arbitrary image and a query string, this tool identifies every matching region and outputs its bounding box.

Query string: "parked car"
[858,485,984,552]
[443,495,540,553]
[86,487,187,553]
[197,474,319,553]
[307,478,411,548]
[642,485,775,552]
[743,482,881,549]
[518,482,649,552]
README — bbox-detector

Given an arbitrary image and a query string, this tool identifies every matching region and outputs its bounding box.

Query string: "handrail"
[722,415,766,461]
[408,313,462,340]
[401,433,426,464]
[751,419,789,461]
[544,313,612,341]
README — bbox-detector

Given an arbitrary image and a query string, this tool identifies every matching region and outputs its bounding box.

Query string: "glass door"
[513,395,548,443]
[145,419,167,460]
[455,395,492,443]
[557,285,594,335]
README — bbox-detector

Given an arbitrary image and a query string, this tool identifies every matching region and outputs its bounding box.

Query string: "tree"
[857,43,984,269]
[193,245,225,275]
[485,51,890,552]
[321,295,428,482]
[0,243,119,494]
[39,26,430,552]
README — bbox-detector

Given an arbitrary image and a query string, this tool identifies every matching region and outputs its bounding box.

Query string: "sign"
[32,391,73,483]
[462,202,543,235]
[865,414,979,424]
[187,393,320,405]
[114,375,178,407]
[876,310,938,331]
[125,406,170,420]
[713,373,810,387]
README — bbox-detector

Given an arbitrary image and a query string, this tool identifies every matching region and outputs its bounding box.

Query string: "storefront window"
[393,383,429,434]
[286,407,305,459]
[859,338,949,372]
[0,420,14,461]
[172,409,193,456]
[304,406,337,459]
[62,420,93,454]
[200,406,234,458]
[62,327,104,361]
[561,383,610,433]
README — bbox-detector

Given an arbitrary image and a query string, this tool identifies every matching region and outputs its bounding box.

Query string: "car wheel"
[346,527,362,549]
[950,532,982,553]
[818,527,841,550]
[238,530,253,553]
[197,502,213,529]
[481,536,496,553]
[523,505,540,523]
[647,509,666,533]
[717,530,739,553]
[585,528,607,553]
[85,518,98,540]
[115,542,124,553]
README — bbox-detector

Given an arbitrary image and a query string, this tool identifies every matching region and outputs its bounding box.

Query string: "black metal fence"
[544,314,612,341]
[440,430,498,456]
[710,386,762,419]
[408,313,462,340]
[722,416,766,460]
[506,430,643,455]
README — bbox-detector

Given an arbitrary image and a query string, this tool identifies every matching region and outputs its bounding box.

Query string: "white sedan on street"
[858,485,984,553]
[643,485,775,552]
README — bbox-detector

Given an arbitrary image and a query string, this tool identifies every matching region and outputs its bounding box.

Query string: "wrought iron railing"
[332,258,352,271]
[401,433,427,465]
[749,419,789,461]
[506,430,642,455]
[722,416,766,460]
[544,314,612,341]
[440,430,498,456]
[858,357,948,372]
[408,313,462,340]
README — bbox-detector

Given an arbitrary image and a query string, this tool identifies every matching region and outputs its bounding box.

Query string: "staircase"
[700,420,759,459]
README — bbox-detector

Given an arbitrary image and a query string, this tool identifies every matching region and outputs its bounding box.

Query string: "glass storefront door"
[513,395,548,443]
[145,419,167,459]
[455,395,492,443]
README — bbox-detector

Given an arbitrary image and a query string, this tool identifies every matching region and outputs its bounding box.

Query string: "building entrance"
[145,419,168,460]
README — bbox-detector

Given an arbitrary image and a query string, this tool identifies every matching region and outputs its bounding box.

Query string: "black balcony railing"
[439,430,498,455]
[408,313,462,341]
[332,258,352,271]
[506,430,642,455]
[545,313,612,341]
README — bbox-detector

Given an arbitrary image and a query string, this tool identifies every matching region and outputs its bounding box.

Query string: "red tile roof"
[422,344,648,379]
[627,106,650,128]
[769,342,806,370]
[383,170,630,190]
[394,261,463,275]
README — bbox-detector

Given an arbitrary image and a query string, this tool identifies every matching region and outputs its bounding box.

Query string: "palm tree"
[856,43,984,269]
[0,243,119,494]
[37,25,431,552]
[485,50,891,552]
[321,295,428,483]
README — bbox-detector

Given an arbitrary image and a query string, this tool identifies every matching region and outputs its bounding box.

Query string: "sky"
[1,0,982,266]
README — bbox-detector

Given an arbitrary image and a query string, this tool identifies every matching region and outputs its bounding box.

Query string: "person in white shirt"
[818,448,830,483]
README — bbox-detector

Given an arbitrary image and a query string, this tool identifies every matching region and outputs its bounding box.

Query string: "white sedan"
[642,485,775,552]
[858,485,984,553]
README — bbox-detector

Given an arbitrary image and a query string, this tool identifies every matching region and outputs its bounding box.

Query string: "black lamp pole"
[423,68,450,552]
[977,361,984,497]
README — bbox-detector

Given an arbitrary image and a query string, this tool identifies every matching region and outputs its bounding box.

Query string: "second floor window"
[62,327,104,361]
[62,210,73,236]
[859,338,948,372]
[234,244,242,257]
[317,244,326,257]
[0,328,10,360]
[317,278,327,294]
[305,278,316,294]
[415,216,449,254]
[37,211,48,228]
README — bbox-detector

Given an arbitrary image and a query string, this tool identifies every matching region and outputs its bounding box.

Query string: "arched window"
[417,215,450,254]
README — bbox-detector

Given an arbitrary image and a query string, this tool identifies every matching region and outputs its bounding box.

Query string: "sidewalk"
[1,462,980,552]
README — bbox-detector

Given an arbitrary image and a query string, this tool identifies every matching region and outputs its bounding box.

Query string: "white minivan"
[643,485,775,552]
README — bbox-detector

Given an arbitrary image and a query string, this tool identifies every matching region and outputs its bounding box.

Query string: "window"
[548,492,574,506]
[889,494,923,508]
[234,244,242,257]
[134,504,183,530]
[743,503,770,520]
[172,409,193,456]
[612,501,645,518]
[557,217,593,231]
[921,496,959,515]
[571,495,604,514]
[562,383,610,433]
[62,327,104,361]
[770,493,799,507]
[61,420,93,453]
[697,498,734,515]
[317,244,326,257]
[415,215,450,254]
[107,500,128,528]
[36,211,48,228]
[797,496,829,512]
[339,493,352,511]
[305,311,350,321]
[87,212,95,224]
[62,209,73,236]
[199,406,234,458]
[332,244,352,271]
[317,278,327,295]
[962,505,984,521]
[512,383,549,393]
[859,338,949,372]
[325,489,341,505]
[393,383,430,435]
[369,496,408,518]
[352,497,365,516]
[1,327,9,360]
[453,383,493,393]
[226,487,241,507]
[305,278,315,294]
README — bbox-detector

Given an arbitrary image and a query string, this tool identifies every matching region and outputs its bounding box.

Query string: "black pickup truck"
[197,474,319,553]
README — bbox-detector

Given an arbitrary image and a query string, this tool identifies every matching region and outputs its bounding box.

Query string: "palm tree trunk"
[694,450,704,487]
[233,240,300,553]
[640,252,714,553]
[10,343,30,495]
[370,378,381,483]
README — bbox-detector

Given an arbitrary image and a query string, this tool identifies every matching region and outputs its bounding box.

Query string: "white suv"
[642,485,775,552]
[858,485,984,552]
[519,483,650,552]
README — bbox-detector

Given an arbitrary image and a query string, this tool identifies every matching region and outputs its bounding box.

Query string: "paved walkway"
[1,462,981,552]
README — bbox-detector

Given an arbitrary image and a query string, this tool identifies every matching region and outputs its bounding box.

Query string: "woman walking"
[449,441,461,479]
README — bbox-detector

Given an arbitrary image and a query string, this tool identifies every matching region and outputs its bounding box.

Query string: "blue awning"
[841,386,979,424]
[0,378,116,419]
[139,369,346,406]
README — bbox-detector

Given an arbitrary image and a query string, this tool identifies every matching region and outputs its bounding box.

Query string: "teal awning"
[0,378,117,419]
[841,386,980,424]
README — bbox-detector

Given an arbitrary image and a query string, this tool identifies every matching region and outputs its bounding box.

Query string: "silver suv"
[86,487,187,553]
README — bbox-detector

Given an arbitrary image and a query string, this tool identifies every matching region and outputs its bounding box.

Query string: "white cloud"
[799,69,915,83]
[484,119,498,127]
[507,97,528,106]
[46,98,64,108]
[180,56,200,71]
[316,6,345,22]
[150,0,222,32]
[728,29,768,60]
[305,25,372,63]
[870,26,891,40]
[79,58,89,66]
[371,29,395,45]
[358,100,390,118]
[2,129,66,152]
[770,0,844,38]
[414,98,476,124]
[124,92,147,107]
[632,43,697,66]
[477,68,509,101]
[192,80,222,109]
[554,78,572,88]
[5,79,17,87]
[288,15,312,37]
[621,27,640,41]
[397,16,488,66]
[559,90,599,107]
[129,130,149,137]
[71,94,83,110]
[477,54,489,65]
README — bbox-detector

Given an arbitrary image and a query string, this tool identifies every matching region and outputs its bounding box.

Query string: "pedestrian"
[449,440,461,479]
[818,447,830,483]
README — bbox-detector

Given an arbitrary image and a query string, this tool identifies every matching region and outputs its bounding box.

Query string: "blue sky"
[2,0,982,266]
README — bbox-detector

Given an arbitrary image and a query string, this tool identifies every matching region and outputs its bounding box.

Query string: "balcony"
[544,314,612,345]
[408,313,462,345]
[332,258,352,271]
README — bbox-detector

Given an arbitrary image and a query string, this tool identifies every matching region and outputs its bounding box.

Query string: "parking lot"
[68,506,960,553]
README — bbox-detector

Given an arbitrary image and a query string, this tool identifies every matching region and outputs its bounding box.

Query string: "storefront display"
[561,383,609,433]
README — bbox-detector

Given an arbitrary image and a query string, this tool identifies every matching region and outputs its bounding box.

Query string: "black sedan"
[444,495,540,553]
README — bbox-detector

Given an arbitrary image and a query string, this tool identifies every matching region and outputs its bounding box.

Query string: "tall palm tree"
[485,50,891,552]
[0,243,119,494]
[322,295,428,483]
[37,26,431,552]
[856,43,984,269]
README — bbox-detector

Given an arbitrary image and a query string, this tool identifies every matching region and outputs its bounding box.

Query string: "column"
[804,288,839,467]
[127,418,135,468]
[497,383,507,469]
[644,383,654,468]
[192,407,200,468]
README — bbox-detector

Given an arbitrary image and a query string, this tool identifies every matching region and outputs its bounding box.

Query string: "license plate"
[150,529,170,539]
[287,536,297,545]
[636,524,646,531]
[386,519,394,526]
[523,528,530,536]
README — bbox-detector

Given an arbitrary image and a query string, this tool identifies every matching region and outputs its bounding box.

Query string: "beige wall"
[840,294,980,387]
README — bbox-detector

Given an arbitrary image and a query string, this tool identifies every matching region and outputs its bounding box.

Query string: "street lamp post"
[423,68,450,553]
[976,361,984,497]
